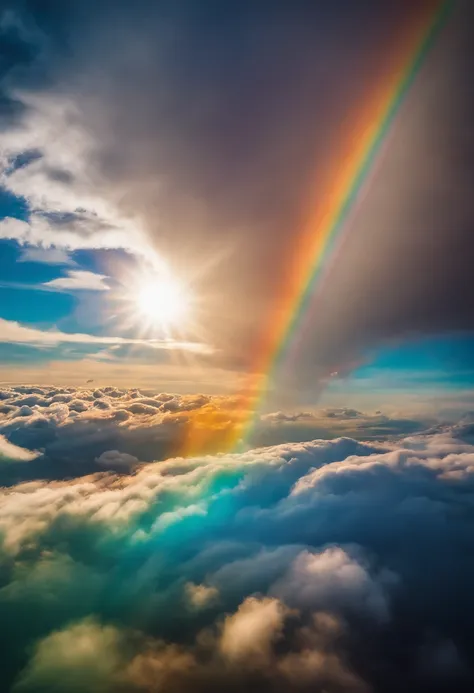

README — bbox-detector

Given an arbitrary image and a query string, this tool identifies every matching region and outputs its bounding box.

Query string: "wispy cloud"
[0,269,110,293]
[17,247,76,266]
[0,317,212,353]
[42,269,110,291]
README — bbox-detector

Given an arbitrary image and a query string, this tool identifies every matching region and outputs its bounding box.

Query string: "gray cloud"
[256,407,427,445]
[95,449,139,472]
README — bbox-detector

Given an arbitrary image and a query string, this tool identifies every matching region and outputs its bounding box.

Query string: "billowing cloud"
[0,385,428,483]
[13,619,125,692]
[1,424,474,690]
[271,547,393,623]
[219,596,289,664]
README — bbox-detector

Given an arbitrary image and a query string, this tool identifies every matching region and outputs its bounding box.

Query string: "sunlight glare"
[135,276,190,328]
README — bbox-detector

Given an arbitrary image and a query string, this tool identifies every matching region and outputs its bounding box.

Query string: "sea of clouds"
[1,386,474,690]
[0,385,427,483]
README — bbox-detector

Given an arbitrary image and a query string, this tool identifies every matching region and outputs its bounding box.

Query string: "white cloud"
[42,269,110,292]
[185,582,219,609]
[0,92,150,255]
[0,387,244,473]
[17,247,76,265]
[0,213,145,254]
[0,433,38,463]
[220,597,288,664]
[0,317,211,353]
[272,547,393,622]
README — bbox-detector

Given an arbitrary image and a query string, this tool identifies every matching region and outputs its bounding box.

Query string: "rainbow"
[235,0,453,448]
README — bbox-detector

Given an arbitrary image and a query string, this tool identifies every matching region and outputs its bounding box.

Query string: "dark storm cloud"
[3,0,471,389]
[2,426,474,690]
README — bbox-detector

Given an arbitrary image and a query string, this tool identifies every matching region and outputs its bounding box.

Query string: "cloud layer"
[0,385,427,484]
[1,421,474,690]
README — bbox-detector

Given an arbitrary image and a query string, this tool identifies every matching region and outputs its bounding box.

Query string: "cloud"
[0,212,144,254]
[219,596,288,664]
[0,385,433,485]
[0,317,211,353]
[13,608,362,693]
[13,619,125,693]
[17,247,76,265]
[0,433,38,463]
[0,83,149,254]
[1,424,474,689]
[257,407,427,444]
[41,269,110,292]
[325,408,363,419]
[271,547,393,623]
[185,582,219,610]
[95,450,138,471]
[0,386,249,480]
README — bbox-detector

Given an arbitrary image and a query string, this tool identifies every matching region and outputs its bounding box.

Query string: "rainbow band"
[237,0,453,448]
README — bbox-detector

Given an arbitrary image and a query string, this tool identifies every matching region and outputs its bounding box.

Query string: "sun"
[111,259,205,344]
[135,275,190,329]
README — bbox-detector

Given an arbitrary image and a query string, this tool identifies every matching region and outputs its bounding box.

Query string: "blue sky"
[352,335,474,389]
[320,333,474,417]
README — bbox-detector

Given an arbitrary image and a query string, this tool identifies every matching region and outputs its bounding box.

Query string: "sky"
[0,0,473,412]
[2,2,474,692]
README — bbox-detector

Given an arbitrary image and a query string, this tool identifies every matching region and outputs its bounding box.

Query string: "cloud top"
[0,419,474,689]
